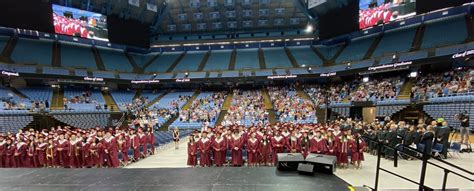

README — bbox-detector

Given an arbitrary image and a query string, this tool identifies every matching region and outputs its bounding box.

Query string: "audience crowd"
[178,92,226,124]
[267,86,316,123]
[222,90,268,127]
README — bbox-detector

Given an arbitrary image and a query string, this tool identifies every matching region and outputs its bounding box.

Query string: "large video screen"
[359,0,417,29]
[52,4,108,41]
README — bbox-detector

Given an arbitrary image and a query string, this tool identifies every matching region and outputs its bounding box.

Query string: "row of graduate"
[0,127,157,168]
[186,127,366,167]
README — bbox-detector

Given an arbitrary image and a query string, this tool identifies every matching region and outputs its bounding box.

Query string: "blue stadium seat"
[0,36,9,54]
[372,25,417,57]
[145,52,181,73]
[421,16,468,49]
[98,48,134,72]
[235,49,259,69]
[12,38,52,65]
[130,53,157,68]
[288,46,323,66]
[173,51,206,72]
[205,50,232,71]
[335,35,375,64]
[61,43,96,69]
[263,48,292,68]
[314,44,343,60]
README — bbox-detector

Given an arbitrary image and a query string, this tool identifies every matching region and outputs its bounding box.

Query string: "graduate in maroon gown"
[14,138,27,168]
[310,130,327,154]
[138,130,148,157]
[89,139,101,167]
[56,133,70,168]
[147,129,155,155]
[198,131,212,167]
[69,134,82,168]
[259,134,272,166]
[288,131,301,153]
[5,139,16,168]
[45,139,56,167]
[351,134,365,169]
[337,132,350,168]
[117,133,129,165]
[247,133,259,166]
[325,130,338,157]
[230,129,243,166]
[0,135,5,168]
[300,131,310,158]
[129,129,140,161]
[36,136,47,167]
[187,135,198,167]
[103,131,120,168]
[26,136,36,168]
[211,132,226,167]
[271,131,285,165]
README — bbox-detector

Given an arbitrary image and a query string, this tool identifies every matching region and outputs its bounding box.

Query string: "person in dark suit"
[420,126,435,158]
[385,124,398,159]
[434,121,450,159]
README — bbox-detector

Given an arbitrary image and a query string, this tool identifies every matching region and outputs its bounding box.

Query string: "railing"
[362,136,473,191]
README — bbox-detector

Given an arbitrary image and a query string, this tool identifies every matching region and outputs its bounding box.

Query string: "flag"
[128,0,140,7]
[146,3,157,12]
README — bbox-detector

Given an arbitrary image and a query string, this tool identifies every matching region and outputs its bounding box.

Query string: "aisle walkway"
[125,138,189,168]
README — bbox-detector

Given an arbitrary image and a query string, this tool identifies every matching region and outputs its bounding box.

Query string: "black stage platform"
[0,167,349,191]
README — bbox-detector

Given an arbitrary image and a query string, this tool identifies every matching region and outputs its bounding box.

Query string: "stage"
[0,167,350,191]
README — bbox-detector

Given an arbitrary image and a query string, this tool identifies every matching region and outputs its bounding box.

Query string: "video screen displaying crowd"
[186,118,451,168]
[0,126,156,168]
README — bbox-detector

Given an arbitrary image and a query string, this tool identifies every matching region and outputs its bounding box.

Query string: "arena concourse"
[0,0,472,190]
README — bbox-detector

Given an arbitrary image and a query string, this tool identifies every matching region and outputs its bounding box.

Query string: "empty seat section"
[314,44,343,60]
[0,36,9,54]
[145,52,181,73]
[288,46,323,66]
[173,51,206,72]
[61,43,96,69]
[110,90,136,111]
[12,38,52,65]
[18,87,52,103]
[235,49,259,69]
[52,113,111,129]
[204,50,231,71]
[263,48,292,68]
[421,16,468,49]
[63,88,105,111]
[372,26,417,57]
[99,48,134,72]
[131,53,157,68]
[335,36,375,63]
[0,115,34,133]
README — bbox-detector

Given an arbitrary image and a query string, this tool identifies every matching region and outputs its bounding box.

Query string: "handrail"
[362,135,474,190]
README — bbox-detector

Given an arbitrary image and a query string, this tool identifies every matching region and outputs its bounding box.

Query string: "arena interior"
[0,0,472,190]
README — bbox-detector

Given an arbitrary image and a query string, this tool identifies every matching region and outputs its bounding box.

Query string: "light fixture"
[363,77,369,83]
[304,24,313,33]
[409,71,417,78]
[301,64,306,67]
[392,54,397,59]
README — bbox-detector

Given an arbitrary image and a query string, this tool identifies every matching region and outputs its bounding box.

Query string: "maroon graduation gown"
[212,138,226,167]
[337,139,350,164]
[103,137,120,168]
[56,140,70,167]
[5,144,16,168]
[187,142,197,166]
[247,138,259,165]
[351,139,365,162]
[198,138,212,167]
[36,143,47,167]
[230,136,243,166]
[271,136,285,165]
[130,135,140,159]
[14,142,27,168]
[259,139,271,164]
[310,137,327,154]
[0,141,5,167]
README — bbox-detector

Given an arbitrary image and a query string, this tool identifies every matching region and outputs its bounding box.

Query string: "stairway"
[228,49,237,70]
[159,90,201,131]
[92,46,106,71]
[51,87,64,110]
[410,25,426,51]
[316,108,327,123]
[284,47,300,67]
[7,86,27,99]
[133,89,142,100]
[258,49,266,69]
[101,90,120,112]
[197,51,211,71]
[145,90,172,108]
[261,88,277,125]
[124,52,142,73]
[215,91,234,126]
[166,52,186,72]
[364,34,383,59]
[397,78,414,100]
[52,41,61,67]
[142,53,161,72]
[399,105,423,124]
[0,36,17,63]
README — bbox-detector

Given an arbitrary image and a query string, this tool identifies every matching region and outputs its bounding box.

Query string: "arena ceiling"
[54,0,354,35]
